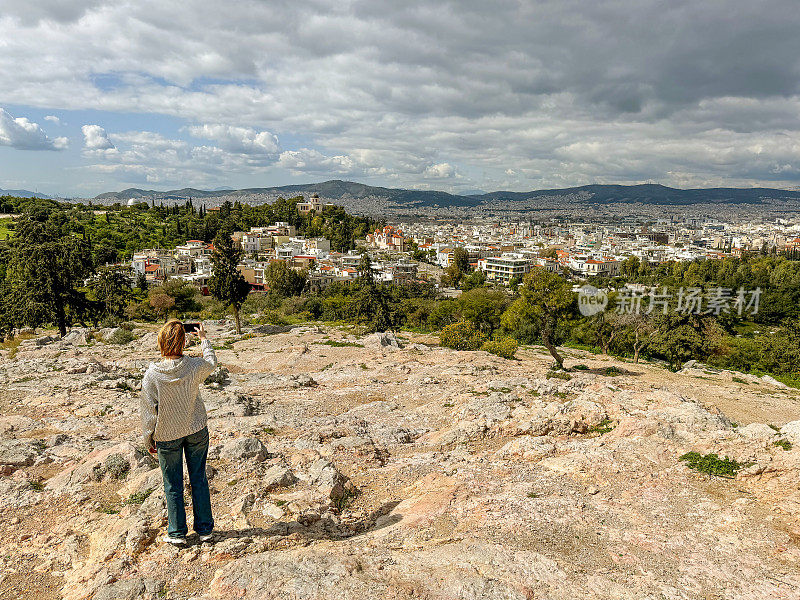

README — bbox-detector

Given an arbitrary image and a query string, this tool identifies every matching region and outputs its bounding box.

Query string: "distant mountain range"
[92,180,800,209]
[0,188,53,199]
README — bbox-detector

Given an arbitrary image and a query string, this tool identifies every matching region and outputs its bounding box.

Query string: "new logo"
[577,285,608,316]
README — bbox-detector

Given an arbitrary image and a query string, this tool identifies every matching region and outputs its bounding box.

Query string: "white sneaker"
[162,535,187,545]
[198,533,214,542]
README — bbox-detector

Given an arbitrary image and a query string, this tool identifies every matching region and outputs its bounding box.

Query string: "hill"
[2,323,800,599]
[0,188,52,199]
[93,180,800,209]
[474,183,800,205]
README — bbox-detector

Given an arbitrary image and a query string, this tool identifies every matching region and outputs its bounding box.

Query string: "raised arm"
[196,321,218,376]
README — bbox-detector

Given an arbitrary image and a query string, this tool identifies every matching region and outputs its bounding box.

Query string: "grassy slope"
[0,218,12,240]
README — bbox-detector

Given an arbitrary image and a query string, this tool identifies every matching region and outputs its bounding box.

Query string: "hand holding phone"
[184,322,200,333]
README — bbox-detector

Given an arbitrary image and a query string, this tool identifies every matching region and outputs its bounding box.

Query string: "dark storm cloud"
[1,0,799,191]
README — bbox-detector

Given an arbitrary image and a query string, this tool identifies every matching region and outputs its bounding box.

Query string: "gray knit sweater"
[140,339,217,448]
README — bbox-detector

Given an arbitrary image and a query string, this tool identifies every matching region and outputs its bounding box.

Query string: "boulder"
[93,578,146,600]
[761,375,789,389]
[33,334,60,346]
[262,464,297,491]
[46,442,156,492]
[407,343,430,352]
[230,492,256,523]
[61,329,89,345]
[362,332,400,350]
[287,373,316,388]
[307,458,355,503]
[496,436,556,460]
[737,423,777,440]
[205,366,230,386]
[98,327,117,341]
[137,331,158,349]
[0,439,40,468]
[118,467,162,499]
[261,502,285,519]
[779,420,800,445]
[220,437,268,462]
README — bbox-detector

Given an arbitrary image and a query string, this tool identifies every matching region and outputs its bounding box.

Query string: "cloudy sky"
[1,0,799,197]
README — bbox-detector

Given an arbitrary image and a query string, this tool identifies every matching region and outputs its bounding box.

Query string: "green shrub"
[98,503,119,514]
[123,488,154,505]
[604,366,622,377]
[104,454,130,479]
[572,364,589,370]
[546,371,572,381]
[199,297,229,320]
[679,452,747,478]
[439,321,487,351]
[319,339,364,348]
[242,292,281,315]
[108,328,136,345]
[281,295,308,316]
[481,337,519,359]
[255,310,290,326]
[774,439,792,451]
[588,418,615,435]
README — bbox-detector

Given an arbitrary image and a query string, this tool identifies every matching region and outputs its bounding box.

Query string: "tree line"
[0,195,377,337]
[3,194,800,384]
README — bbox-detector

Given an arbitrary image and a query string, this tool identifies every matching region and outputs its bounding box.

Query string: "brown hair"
[158,319,185,357]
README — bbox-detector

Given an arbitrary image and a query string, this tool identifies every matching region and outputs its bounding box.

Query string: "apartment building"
[132,250,185,281]
[482,255,533,283]
[238,264,267,291]
[241,232,274,254]
[568,255,621,277]
[375,261,418,285]
[175,240,211,257]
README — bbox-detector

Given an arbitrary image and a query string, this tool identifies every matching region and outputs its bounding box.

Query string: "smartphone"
[184,322,200,333]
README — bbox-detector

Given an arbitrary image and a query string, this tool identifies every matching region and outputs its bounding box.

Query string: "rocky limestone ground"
[2,322,800,599]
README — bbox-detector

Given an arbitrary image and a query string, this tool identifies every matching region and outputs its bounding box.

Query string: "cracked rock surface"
[1,321,800,599]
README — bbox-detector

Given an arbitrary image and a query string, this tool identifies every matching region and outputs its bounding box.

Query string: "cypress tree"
[208,226,250,334]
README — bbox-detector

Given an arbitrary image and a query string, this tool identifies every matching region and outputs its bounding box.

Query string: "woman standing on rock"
[140,319,217,545]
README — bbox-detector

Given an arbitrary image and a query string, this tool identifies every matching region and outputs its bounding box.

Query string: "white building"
[482,255,533,283]
[175,240,210,257]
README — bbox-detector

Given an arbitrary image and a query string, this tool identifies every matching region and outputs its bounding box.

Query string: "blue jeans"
[156,427,214,538]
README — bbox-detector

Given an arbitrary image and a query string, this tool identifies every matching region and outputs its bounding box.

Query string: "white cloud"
[277,148,355,175]
[44,115,60,124]
[423,162,456,179]
[0,108,68,150]
[83,129,283,187]
[3,2,800,190]
[187,124,280,156]
[81,124,114,150]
